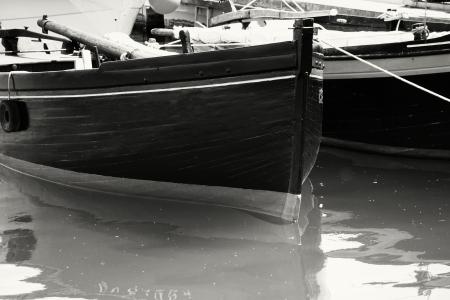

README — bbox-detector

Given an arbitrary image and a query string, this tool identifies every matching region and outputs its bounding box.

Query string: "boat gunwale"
[0,41,298,91]
[323,32,450,59]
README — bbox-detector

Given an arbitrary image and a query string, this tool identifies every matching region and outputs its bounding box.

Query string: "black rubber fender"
[0,100,28,132]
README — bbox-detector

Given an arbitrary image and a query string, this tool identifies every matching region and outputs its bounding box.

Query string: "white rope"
[395,19,401,31]
[319,38,450,103]
[6,71,28,100]
[194,21,207,28]
[281,0,297,12]
[228,0,237,12]
[240,0,258,11]
[7,71,13,100]
[165,39,181,45]
[290,0,304,12]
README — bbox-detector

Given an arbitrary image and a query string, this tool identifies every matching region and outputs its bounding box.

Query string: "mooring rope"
[318,38,450,103]
[240,0,258,11]
[7,71,13,100]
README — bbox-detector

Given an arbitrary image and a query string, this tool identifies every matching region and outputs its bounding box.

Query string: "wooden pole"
[37,17,167,59]
[179,30,194,54]
[288,18,313,196]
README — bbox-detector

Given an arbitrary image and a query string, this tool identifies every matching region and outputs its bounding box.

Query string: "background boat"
[152,0,450,35]
[160,7,450,158]
[321,30,450,158]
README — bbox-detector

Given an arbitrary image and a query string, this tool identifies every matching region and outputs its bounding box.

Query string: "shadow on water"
[0,161,324,300]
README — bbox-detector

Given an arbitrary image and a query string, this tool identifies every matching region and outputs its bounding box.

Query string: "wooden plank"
[0,55,296,91]
[181,0,224,10]
[210,8,335,27]
[403,0,450,12]
[99,41,294,70]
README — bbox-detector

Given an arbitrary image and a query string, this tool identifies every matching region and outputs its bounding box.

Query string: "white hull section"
[0,0,145,35]
[324,53,450,79]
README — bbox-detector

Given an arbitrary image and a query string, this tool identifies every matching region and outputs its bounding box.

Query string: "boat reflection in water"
[311,147,450,299]
[3,146,450,299]
[0,160,323,299]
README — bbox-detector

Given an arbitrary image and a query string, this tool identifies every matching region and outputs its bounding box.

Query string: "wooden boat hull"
[0,33,323,207]
[322,35,450,157]
[324,71,450,152]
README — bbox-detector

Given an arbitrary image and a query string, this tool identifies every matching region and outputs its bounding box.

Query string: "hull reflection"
[0,155,324,299]
[310,146,450,299]
[0,153,302,223]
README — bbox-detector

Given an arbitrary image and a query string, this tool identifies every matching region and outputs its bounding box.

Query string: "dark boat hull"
[2,72,299,192]
[0,27,322,207]
[324,72,450,154]
[322,34,450,157]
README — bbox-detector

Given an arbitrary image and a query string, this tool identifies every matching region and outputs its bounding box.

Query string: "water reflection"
[0,165,322,299]
[2,147,450,299]
[0,264,45,297]
[310,147,450,299]
[2,228,37,263]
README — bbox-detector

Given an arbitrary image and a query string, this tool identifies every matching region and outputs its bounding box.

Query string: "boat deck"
[300,0,450,22]
[318,29,450,48]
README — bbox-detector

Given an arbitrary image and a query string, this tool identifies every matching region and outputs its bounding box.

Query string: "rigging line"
[281,0,297,12]
[7,72,13,100]
[318,38,450,103]
[290,0,304,12]
[239,0,258,11]
[7,71,27,100]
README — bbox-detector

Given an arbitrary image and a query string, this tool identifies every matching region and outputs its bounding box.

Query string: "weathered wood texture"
[0,37,322,194]
[210,9,333,27]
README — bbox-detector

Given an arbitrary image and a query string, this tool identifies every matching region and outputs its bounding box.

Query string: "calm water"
[0,147,449,299]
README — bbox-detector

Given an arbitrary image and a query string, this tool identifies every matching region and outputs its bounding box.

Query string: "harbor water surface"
[0,146,449,299]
